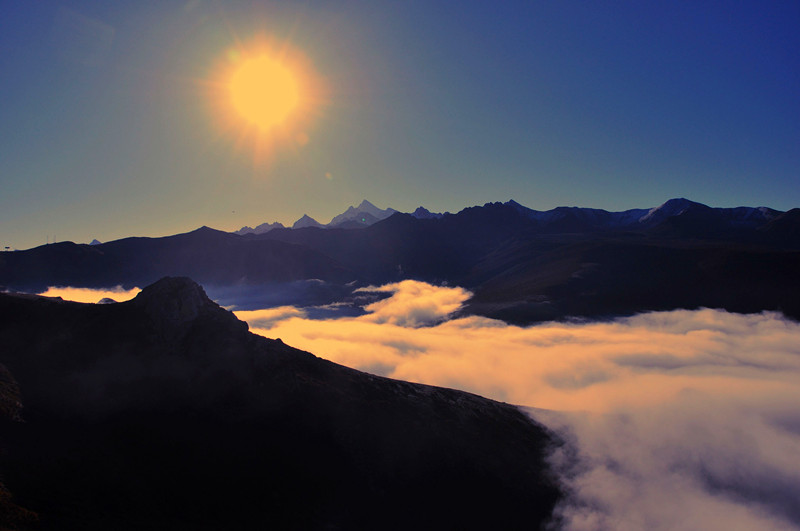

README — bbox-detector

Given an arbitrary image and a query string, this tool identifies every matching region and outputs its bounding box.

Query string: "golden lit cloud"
[235,305,306,330]
[241,306,800,413]
[357,280,471,327]
[38,285,141,303]
[237,281,800,530]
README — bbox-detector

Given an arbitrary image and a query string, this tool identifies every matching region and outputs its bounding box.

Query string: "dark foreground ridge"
[0,277,561,530]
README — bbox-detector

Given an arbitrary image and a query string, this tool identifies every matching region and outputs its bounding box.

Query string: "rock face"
[130,276,249,343]
[0,364,23,422]
[132,276,211,322]
[0,277,561,530]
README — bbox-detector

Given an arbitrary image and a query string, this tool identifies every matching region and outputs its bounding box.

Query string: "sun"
[206,35,326,165]
[230,56,299,130]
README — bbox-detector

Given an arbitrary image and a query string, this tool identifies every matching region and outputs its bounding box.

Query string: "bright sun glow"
[207,35,326,165]
[230,56,299,130]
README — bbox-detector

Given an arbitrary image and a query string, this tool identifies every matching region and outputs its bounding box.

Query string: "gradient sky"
[2,0,798,250]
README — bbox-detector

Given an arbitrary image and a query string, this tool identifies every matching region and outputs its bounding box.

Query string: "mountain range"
[236,199,404,234]
[235,197,785,236]
[0,277,560,529]
[2,198,799,323]
[2,198,800,527]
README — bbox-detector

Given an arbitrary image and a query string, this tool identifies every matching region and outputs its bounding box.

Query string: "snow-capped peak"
[639,198,699,223]
[329,200,398,227]
[292,214,324,229]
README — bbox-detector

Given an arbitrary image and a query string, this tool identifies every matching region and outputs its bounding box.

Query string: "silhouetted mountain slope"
[259,214,477,283]
[0,278,561,530]
[2,199,799,324]
[0,227,352,292]
[256,203,800,322]
[258,202,554,282]
[759,208,800,248]
[462,237,800,323]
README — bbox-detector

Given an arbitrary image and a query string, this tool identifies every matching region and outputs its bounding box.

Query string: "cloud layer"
[237,280,800,530]
[37,285,141,303]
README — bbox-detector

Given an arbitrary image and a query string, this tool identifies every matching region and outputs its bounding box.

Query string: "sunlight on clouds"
[235,305,306,330]
[240,303,800,414]
[357,280,471,327]
[236,280,800,530]
[38,286,141,303]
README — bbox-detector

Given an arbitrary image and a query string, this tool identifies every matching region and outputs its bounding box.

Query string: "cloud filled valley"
[36,280,800,529]
[4,0,798,525]
[235,280,800,531]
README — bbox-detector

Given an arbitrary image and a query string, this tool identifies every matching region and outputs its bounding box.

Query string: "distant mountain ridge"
[237,200,403,234]
[291,214,324,230]
[496,197,781,233]
[234,221,285,235]
[2,198,799,325]
[234,197,782,236]
[329,199,398,228]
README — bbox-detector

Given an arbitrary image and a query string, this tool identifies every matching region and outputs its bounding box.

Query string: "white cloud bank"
[237,280,800,531]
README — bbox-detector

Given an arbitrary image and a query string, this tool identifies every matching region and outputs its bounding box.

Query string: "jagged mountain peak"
[411,206,445,219]
[132,277,214,321]
[130,276,247,339]
[329,200,398,227]
[503,199,534,215]
[292,214,323,230]
[235,221,285,236]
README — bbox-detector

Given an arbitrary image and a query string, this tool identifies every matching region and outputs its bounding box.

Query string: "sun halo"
[230,55,299,131]
[208,36,325,165]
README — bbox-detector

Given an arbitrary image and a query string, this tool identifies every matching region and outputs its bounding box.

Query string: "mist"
[237,280,800,530]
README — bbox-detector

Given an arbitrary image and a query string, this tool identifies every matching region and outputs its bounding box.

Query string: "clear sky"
[2,0,798,250]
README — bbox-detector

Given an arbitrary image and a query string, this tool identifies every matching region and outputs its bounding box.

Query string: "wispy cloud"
[236,305,307,329]
[237,280,800,530]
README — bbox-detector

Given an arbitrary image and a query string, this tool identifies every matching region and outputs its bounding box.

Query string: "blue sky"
[2,0,798,249]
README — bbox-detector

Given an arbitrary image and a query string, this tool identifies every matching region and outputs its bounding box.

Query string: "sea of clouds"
[41,281,800,530]
[37,285,141,303]
[238,280,800,531]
